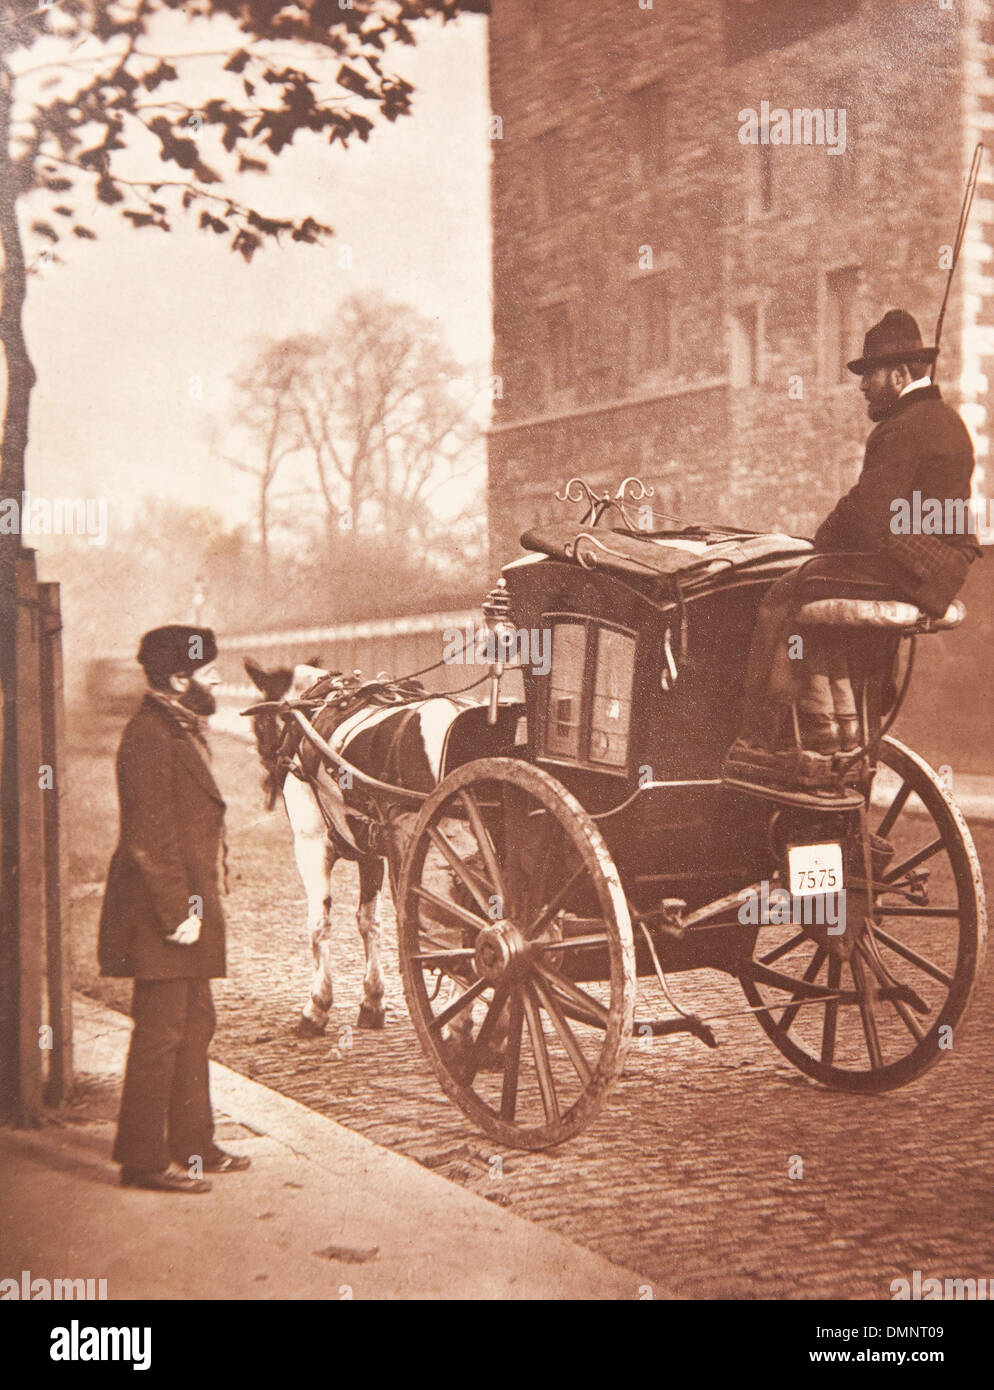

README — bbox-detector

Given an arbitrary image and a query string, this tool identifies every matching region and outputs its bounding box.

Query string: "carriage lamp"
[481,578,517,725]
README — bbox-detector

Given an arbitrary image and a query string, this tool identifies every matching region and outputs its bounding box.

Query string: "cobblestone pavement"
[69,716,994,1300]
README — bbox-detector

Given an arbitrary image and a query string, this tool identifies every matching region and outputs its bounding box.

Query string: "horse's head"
[243,655,329,808]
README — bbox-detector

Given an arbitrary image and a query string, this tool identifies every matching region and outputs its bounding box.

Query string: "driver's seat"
[794,597,966,633]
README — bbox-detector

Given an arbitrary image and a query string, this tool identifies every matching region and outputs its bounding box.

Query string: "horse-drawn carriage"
[247,478,987,1150]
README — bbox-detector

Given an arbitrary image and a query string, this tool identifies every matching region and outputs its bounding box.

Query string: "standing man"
[726,309,980,772]
[98,624,250,1193]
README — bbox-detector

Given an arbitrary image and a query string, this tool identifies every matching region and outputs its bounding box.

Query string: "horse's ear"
[244,657,267,691]
[306,654,321,669]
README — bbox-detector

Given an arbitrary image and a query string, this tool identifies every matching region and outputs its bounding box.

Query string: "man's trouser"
[113,978,216,1172]
[739,554,914,745]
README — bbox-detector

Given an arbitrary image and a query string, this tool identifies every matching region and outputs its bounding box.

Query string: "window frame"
[729,301,764,389]
[537,613,639,779]
[822,264,862,389]
[626,271,674,384]
[723,0,860,64]
[626,79,668,187]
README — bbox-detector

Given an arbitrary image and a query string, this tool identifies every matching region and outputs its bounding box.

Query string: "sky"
[18,8,492,537]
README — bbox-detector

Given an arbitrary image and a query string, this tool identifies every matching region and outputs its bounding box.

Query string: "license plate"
[788,843,844,897]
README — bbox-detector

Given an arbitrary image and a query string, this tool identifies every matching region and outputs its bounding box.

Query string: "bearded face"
[861,364,923,417]
[178,675,217,716]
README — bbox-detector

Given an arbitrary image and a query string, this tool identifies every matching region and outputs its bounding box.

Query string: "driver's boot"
[797,711,841,755]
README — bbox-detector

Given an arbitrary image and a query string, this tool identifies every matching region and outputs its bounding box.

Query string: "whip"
[932,141,984,382]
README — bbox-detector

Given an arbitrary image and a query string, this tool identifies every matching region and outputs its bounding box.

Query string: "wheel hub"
[474,920,527,982]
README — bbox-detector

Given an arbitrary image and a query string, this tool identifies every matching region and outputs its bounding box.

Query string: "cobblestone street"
[69,717,994,1300]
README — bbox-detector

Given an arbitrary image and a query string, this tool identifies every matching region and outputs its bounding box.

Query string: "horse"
[242,657,484,1036]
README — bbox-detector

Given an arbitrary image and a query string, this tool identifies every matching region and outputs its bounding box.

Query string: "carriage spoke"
[460,980,511,1087]
[778,946,828,1034]
[821,957,841,1065]
[870,926,952,987]
[411,884,490,935]
[534,932,610,951]
[760,930,808,966]
[525,863,587,940]
[410,947,478,965]
[858,940,926,1043]
[500,990,525,1121]
[531,973,593,1086]
[882,837,944,885]
[875,906,960,919]
[458,790,509,912]
[426,825,494,915]
[522,985,560,1124]
[428,976,488,1032]
[876,780,912,840]
[532,960,612,1027]
[850,951,884,1069]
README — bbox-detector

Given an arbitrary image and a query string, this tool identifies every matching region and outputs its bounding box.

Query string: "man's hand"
[165,915,202,945]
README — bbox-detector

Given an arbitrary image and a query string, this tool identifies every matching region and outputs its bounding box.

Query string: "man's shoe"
[202,1149,251,1173]
[121,1163,212,1194]
[837,715,861,752]
[798,712,841,754]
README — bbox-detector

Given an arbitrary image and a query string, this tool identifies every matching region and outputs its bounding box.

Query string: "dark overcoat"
[98,695,227,979]
[813,384,981,617]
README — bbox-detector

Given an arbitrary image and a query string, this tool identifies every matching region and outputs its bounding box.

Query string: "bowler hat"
[847,309,938,376]
[137,624,218,680]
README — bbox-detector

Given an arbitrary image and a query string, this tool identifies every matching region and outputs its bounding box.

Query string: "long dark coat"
[813,384,980,617]
[98,695,227,979]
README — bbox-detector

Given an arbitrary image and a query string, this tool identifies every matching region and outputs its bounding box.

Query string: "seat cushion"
[795,598,966,630]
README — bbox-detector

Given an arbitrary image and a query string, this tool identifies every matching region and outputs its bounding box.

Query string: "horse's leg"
[284,775,336,1036]
[356,855,387,1030]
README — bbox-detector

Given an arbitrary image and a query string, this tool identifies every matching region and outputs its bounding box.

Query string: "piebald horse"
[243,658,485,1035]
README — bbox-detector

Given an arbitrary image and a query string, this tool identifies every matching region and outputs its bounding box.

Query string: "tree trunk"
[0,58,38,1118]
[259,476,270,580]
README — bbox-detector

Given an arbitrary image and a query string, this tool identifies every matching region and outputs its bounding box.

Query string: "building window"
[759,144,775,214]
[724,0,860,62]
[730,304,762,388]
[534,127,568,222]
[627,275,672,378]
[540,301,575,392]
[525,0,545,51]
[824,268,861,385]
[627,80,667,185]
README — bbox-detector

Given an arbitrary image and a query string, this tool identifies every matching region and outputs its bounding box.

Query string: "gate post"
[14,548,45,1122]
[39,581,72,1103]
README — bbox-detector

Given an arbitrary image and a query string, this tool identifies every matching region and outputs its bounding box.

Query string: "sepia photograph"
[1,0,992,1351]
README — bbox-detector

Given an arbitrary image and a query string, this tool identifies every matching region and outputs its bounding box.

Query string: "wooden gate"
[1,547,71,1120]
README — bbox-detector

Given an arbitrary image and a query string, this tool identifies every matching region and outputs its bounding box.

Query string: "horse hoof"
[296,1013,328,1038]
[357,1004,386,1030]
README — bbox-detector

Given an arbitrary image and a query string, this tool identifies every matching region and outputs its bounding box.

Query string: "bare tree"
[258,292,484,549]
[213,340,312,574]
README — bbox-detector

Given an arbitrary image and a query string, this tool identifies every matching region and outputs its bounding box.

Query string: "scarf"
[146,689,212,761]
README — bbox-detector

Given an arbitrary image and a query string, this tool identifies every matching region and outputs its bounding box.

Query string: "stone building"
[486,0,994,561]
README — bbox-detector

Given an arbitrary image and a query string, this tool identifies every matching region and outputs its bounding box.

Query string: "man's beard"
[179,677,216,716]
[866,382,901,421]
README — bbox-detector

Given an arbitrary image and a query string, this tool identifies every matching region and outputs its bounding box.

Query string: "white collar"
[899,376,932,398]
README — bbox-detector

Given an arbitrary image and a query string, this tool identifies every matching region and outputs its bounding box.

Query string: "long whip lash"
[932,141,984,382]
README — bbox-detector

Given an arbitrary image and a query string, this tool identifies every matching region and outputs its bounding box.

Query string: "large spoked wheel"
[396,757,636,1149]
[740,736,987,1092]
